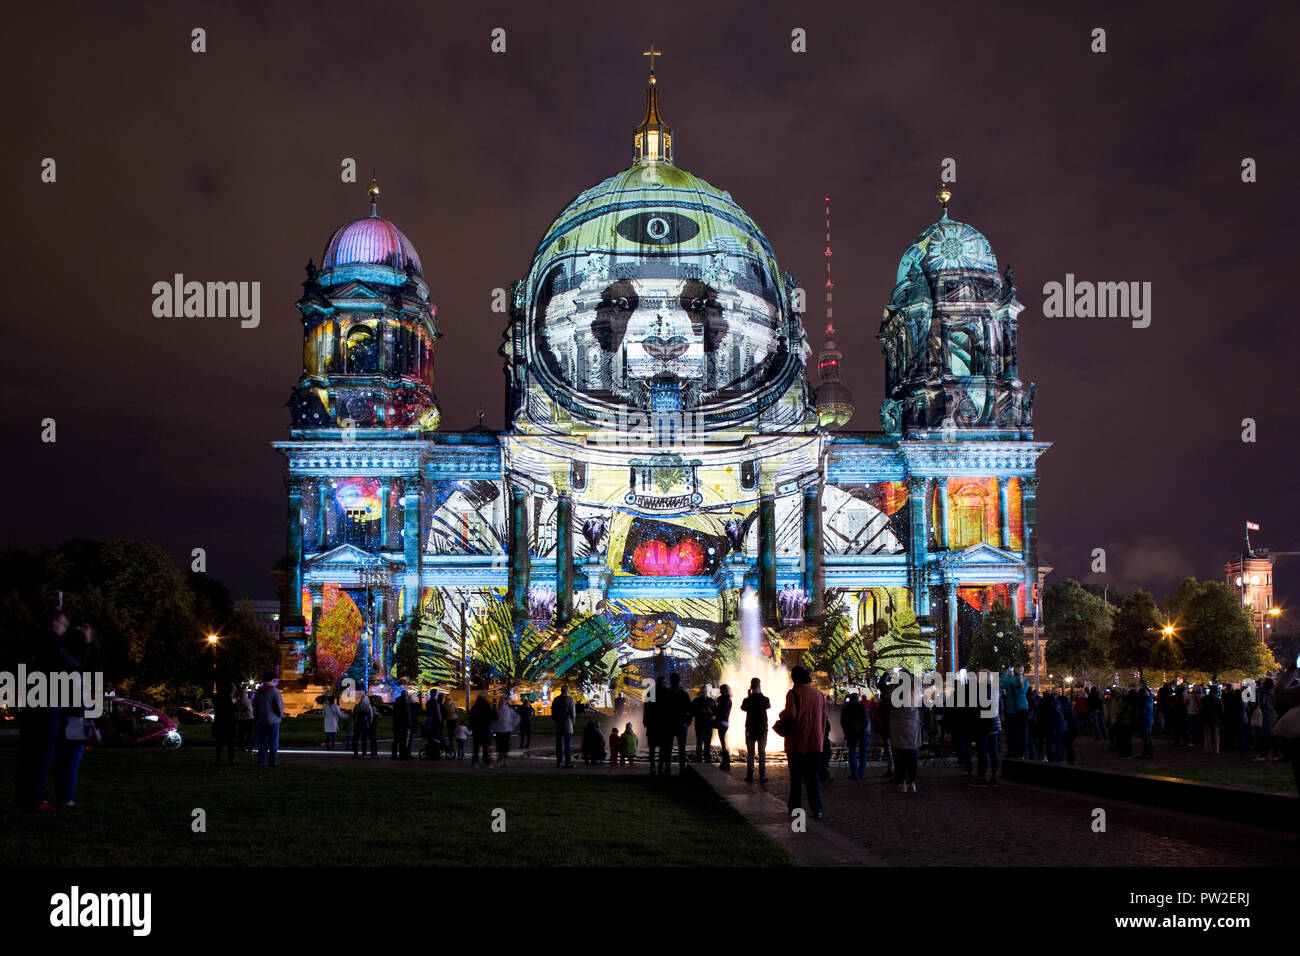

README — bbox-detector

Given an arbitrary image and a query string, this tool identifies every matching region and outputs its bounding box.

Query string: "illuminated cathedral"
[273,58,1048,698]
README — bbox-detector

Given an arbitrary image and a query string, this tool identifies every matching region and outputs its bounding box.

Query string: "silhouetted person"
[213,680,237,765]
[692,687,715,762]
[741,678,770,782]
[664,673,692,774]
[780,666,826,817]
[552,685,576,768]
[469,694,494,767]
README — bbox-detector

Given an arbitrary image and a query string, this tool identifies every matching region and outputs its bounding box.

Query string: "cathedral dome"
[527,164,784,298]
[895,210,996,285]
[322,213,423,277]
[517,161,805,428]
[506,65,812,433]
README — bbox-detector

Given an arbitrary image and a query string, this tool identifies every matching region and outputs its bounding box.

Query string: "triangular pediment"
[943,541,1023,566]
[325,281,390,301]
[305,543,390,567]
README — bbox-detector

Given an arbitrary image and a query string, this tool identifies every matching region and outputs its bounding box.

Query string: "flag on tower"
[1246,521,1260,531]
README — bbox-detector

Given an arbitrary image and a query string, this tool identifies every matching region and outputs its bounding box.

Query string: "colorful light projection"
[932,477,1023,551]
[619,517,725,575]
[957,582,1025,621]
[300,584,363,685]
[334,478,383,520]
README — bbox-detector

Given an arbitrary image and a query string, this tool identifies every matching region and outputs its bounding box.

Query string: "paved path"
[699,760,1297,867]
[274,737,1298,867]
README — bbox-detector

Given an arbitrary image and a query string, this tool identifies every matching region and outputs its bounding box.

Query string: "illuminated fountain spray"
[718,585,790,759]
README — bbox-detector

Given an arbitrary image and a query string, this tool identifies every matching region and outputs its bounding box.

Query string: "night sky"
[3,1,1297,615]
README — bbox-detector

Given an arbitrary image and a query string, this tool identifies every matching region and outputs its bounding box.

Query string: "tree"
[868,605,933,678]
[807,593,867,681]
[1172,580,1261,683]
[968,599,1030,671]
[1265,630,1300,674]
[392,612,422,686]
[214,603,282,686]
[1107,590,1171,684]
[1043,579,1111,679]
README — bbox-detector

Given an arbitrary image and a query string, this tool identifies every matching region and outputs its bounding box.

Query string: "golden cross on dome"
[643,44,662,80]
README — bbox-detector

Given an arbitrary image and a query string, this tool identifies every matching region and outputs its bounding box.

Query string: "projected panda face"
[536,272,780,394]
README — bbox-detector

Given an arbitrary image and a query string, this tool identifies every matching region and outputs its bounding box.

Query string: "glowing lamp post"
[207,633,220,696]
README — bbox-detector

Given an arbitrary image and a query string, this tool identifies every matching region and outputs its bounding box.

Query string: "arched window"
[345,325,378,373]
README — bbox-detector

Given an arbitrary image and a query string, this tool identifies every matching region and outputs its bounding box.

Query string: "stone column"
[286,477,304,604]
[906,477,931,615]
[938,478,951,550]
[509,484,530,616]
[1020,477,1039,566]
[317,479,331,551]
[309,583,324,636]
[758,488,777,624]
[802,485,821,618]
[378,479,391,551]
[402,480,421,617]
[556,492,573,625]
[998,478,1011,550]
[374,591,386,672]
[1021,476,1040,621]
[945,579,959,673]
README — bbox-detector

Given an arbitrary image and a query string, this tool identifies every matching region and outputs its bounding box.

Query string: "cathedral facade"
[273,69,1048,698]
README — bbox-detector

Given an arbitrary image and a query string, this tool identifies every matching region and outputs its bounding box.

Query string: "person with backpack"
[778,666,826,817]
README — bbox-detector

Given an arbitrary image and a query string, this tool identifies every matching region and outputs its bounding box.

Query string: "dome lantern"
[633,45,673,166]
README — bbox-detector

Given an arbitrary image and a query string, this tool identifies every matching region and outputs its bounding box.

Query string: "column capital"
[1020,476,1039,494]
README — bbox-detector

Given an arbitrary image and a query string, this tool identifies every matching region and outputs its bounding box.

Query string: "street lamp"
[207,633,220,698]
[1264,606,1281,641]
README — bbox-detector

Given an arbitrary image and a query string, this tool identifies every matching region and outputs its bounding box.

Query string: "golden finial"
[936,184,952,208]
[367,177,381,201]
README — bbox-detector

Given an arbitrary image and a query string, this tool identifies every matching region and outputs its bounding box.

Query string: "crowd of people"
[17,587,1297,833]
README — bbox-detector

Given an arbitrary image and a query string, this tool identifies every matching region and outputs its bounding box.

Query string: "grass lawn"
[0,747,794,867]
[1134,763,1296,793]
